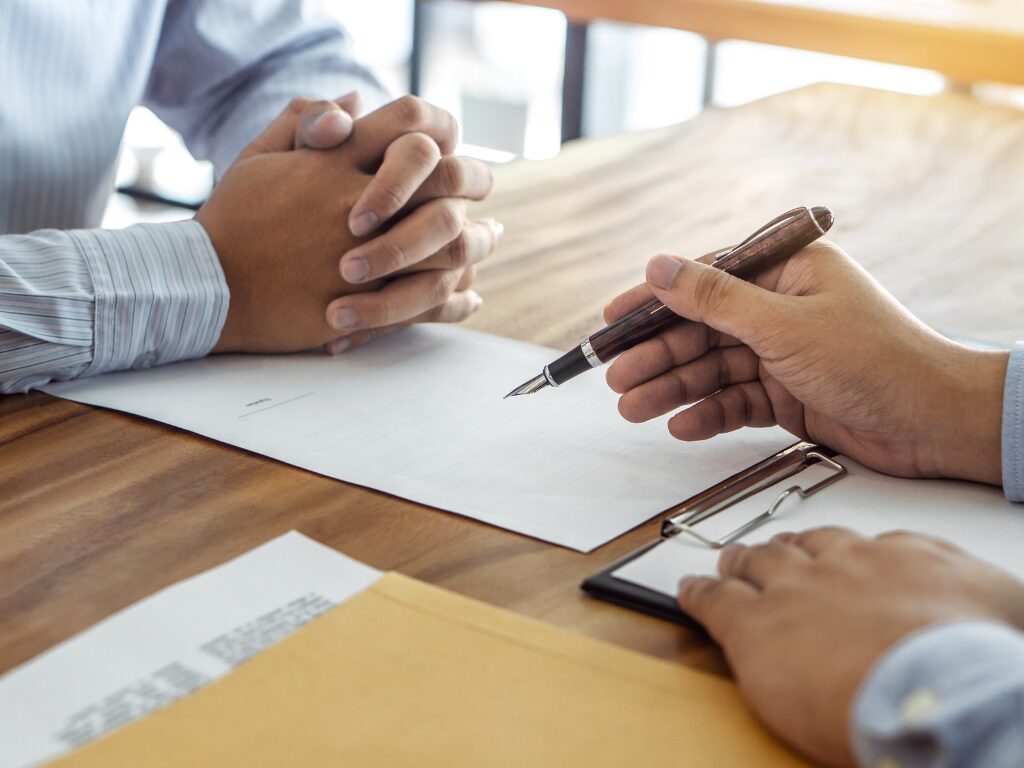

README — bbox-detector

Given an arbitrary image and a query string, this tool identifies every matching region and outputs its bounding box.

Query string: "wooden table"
[2,84,1024,679]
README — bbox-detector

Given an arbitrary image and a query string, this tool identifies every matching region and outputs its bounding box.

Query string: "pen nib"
[504,373,550,399]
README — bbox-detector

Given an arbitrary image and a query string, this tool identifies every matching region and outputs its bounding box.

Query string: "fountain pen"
[504,205,834,399]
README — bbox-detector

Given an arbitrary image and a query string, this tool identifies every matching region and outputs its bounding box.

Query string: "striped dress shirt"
[0,0,385,394]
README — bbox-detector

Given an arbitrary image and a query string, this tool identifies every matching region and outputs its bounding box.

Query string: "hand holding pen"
[506,206,833,397]
[601,220,1008,489]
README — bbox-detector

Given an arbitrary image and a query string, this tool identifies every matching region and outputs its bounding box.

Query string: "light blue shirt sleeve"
[144,0,390,176]
[1002,342,1024,502]
[852,620,1024,767]
[1,0,389,394]
[0,221,227,394]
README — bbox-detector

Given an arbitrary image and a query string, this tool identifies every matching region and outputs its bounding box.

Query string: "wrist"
[195,213,242,354]
[920,345,1009,485]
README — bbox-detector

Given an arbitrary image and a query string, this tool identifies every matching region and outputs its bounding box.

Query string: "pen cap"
[714,205,832,278]
[589,206,833,364]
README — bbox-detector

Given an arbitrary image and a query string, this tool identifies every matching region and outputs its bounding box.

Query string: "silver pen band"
[581,339,602,368]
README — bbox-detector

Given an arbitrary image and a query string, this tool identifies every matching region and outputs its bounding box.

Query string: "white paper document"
[0,532,380,768]
[613,458,1024,597]
[44,325,797,552]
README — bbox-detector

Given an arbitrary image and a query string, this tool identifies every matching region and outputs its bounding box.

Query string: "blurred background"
[107,0,1024,226]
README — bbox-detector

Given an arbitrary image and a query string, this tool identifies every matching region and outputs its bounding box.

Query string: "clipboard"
[582,441,847,625]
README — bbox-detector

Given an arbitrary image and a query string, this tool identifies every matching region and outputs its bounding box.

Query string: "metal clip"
[662,444,847,549]
[714,207,810,264]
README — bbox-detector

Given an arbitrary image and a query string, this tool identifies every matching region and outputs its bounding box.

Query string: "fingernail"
[331,307,358,330]
[342,257,370,283]
[350,211,379,238]
[487,219,505,239]
[327,338,351,356]
[648,254,683,290]
[312,110,348,136]
[470,293,484,312]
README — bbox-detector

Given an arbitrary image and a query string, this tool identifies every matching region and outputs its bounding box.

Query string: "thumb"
[294,97,357,150]
[646,254,786,343]
[238,95,361,161]
[238,97,315,160]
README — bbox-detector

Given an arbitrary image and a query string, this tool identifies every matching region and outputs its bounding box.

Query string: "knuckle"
[446,232,469,268]
[439,157,467,194]
[376,296,397,328]
[287,96,310,115]
[406,133,441,167]
[677,576,711,606]
[692,269,731,318]
[669,368,690,406]
[307,98,335,115]
[374,179,407,210]
[442,110,461,145]
[717,544,748,578]
[478,162,495,196]
[436,199,465,239]
[395,94,428,127]
[457,265,476,291]
[432,270,460,303]
[372,239,408,277]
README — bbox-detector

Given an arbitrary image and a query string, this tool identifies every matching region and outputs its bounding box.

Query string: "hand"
[277,93,502,352]
[604,241,1009,485]
[197,96,499,354]
[677,528,1024,766]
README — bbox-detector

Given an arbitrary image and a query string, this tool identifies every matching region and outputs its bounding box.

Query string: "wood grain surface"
[2,84,1023,678]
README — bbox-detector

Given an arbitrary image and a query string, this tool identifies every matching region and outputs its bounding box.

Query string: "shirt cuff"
[69,220,228,376]
[851,619,1024,768]
[1003,342,1024,502]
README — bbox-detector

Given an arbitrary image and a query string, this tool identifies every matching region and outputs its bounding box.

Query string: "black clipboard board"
[581,442,846,624]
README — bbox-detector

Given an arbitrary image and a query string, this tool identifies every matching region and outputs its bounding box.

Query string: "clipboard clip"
[661,442,847,549]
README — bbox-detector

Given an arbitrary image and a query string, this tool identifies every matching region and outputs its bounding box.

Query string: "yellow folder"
[50,573,807,767]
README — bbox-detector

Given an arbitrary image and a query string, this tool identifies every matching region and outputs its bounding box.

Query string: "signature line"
[238,392,314,418]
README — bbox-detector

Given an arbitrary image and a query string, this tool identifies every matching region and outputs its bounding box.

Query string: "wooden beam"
[504,0,1024,85]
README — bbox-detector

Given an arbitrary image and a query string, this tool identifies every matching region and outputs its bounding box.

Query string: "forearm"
[852,620,1024,767]
[146,0,389,176]
[0,222,228,394]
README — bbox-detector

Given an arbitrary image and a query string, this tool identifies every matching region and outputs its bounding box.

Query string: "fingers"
[326,289,483,355]
[350,95,460,166]
[294,99,356,150]
[603,284,655,325]
[773,527,863,557]
[243,94,362,159]
[617,345,760,423]
[240,97,318,159]
[716,541,810,589]
[327,266,468,333]
[405,156,494,208]
[340,198,466,284]
[601,250,729,326]
[348,132,442,237]
[874,530,963,555]
[395,219,502,275]
[677,576,758,641]
[646,254,789,345]
[607,323,741,395]
[666,381,777,440]
[335,91,363,119]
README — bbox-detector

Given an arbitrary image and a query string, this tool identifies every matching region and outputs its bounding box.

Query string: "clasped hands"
[198,93,500,355]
